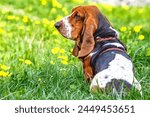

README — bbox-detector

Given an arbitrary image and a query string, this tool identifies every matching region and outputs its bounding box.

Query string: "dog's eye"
[74,13,81,20]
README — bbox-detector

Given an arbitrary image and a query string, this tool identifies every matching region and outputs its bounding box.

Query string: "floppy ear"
[78,18,96,58]
[72,41,80,57]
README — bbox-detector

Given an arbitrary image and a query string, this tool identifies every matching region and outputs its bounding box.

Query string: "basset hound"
[55,5,142,96]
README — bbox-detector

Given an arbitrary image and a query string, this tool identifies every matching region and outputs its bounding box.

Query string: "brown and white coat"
[55,5,142,96]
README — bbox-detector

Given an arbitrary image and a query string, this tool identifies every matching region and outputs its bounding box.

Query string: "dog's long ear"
[78,20,96,58]
[72,41,80,57]
[78,6,99,58]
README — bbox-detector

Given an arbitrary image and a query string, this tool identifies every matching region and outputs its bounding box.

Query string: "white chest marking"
[90,54,134,89]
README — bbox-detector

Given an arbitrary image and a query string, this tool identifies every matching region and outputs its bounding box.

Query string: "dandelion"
[70,48,73,52]
[18,26,24,30]
[62,8,68,15]
[134,25,142,33]
[138,34,145,40]
[35,20,41,25]
[40,0,47,6]
[51,8,57,14]
[56,15,63,21]
[60,49,65,54]
[120,26,127,32]
[50,20,55,28]
[7,15,15,20]
[72,0,84,4]
[22,16,29,23]
[1,65,10,71]
[52,0,62,8]
[15,16,19,21]
[0,28,5,34]
[51,47,60,54]
[0,70,9,77]
[61,60,68,65]
[43,18,49,26]
[52,30,59,36]
[57,55,68,61]
[24,59,32,65]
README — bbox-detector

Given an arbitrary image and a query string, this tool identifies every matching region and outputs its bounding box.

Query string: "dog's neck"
[94,14,118,38]
[79,37,126,62]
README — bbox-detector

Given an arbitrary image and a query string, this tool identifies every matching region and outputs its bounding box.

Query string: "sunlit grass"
[0,0,150,100]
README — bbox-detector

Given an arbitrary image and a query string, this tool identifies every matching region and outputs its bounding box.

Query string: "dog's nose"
[55,22,61,29]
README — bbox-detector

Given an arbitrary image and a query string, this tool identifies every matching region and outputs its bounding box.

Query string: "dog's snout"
[55,22,61,29]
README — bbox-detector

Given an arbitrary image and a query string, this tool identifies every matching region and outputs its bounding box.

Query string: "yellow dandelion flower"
[134,25,142,33]
[61,60,68,65]
[15,16,19,21]
[18,26,24,30]
[0,70,9,77]
[52,0,62,8]
[0,28,5,34]
[52,30,59,36]
[70,48,73,52]
[50,61,55,65]
[62,8,68,15]
[22,16,29,23]
[40,0,47,6]
[43,18,49,25]
[35,20,41,25]
[138,34,145,40]
[24,59,32,65]
[60,49,65,54]
[72,0,84,4]
[18,58,24,62]
[51,47,60,54]
[1,65,10,71]
[56,15,63,21]
[7,15,15,20]
[57,55,68,61]
[50,20,55,28]
[120,26,127,32]
[51,8,57,14]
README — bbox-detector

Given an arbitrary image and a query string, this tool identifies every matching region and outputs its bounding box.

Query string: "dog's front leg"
[82,56,93,83]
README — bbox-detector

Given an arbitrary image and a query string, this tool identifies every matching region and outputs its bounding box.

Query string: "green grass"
[0,0,150,100]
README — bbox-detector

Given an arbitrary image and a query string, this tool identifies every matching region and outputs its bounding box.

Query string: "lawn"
[0,0,150,100]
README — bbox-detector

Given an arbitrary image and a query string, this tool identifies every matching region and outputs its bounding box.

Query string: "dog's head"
[55,5,117,58]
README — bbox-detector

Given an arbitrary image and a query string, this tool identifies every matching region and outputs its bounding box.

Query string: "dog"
[55,5,142,96]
